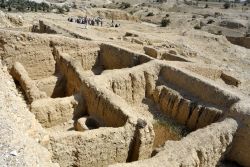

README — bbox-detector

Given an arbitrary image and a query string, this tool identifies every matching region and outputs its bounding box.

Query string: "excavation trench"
[8,47,237,167]
[5,35,157,166]
[1,30,245,167]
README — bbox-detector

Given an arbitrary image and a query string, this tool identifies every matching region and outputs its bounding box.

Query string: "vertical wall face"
[3,30,249,167]
[54,52,83,96]
[226,100,250,167]
[30,95,83,128]
[10,62,47,103]
[35,75,66,98]
[109,71,148,105]
[52,42,100,72]
[81,81,129,127]
[160,67,240,109]
[111,118,239,167]
[100,44,153,70]
[0,31,56,80]
[50,126,135,167]
[101,62,230,131]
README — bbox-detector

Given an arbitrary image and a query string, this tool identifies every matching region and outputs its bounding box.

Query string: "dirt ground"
[8,5,248,96]
[0,1,250,166]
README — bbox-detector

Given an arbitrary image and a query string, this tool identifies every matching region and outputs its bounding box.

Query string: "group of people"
[68,17,103,27]
[68,16,121,28]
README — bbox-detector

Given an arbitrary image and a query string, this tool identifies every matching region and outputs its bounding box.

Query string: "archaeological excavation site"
[0,2,250,167]
[0,28,249,167]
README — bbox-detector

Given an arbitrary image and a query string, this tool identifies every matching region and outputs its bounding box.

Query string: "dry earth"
[0,1,250,167]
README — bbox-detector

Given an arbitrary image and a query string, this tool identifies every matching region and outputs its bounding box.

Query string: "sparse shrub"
[165,13,169,17]
[161,18,170,27]
[217,30,222,35]
[90,3,97,8]
[207,19,214,24]
[35,3,38,12]
[0,0,53,13]
[147,12,154,17]
[40,2,50,12]
[157,0,168,3]
[62,4,70,12]
[57,6,64,13]
[214,12,221,17]
[203,14,209,18]
[205,4,208,8]
[224,2,230,9]
[0,0,6,8]
[194,24,201,29]
[72,2,77,9]
[120,2,131,9]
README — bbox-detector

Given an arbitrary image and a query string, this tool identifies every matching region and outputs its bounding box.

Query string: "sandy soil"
[0,1,250,166]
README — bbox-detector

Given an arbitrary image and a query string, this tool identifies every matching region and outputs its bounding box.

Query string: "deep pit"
[1,30,250,167]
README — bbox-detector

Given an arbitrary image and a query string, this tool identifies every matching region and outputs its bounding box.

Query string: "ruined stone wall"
[160,66,240,109]
[112,118,238,167]
[49,118,154,167]
[81,80,130,127]
[226,99,250,167]
[0,60,59,167]
[10,62,47,103]
[52,41,100,71]
[100,43,153,70]
[49,124,135,167]
[35,75,66,98]
[96,61,161,105]
[30,94,84,128]
[95,60,239,131]
[0,30,100,80]
[0,30,56,80]
[54,52,83,96]
[35,20,58,34]
[153,85,222,130]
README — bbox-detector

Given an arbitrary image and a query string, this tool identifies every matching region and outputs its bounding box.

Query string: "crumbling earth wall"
[1,30,250,167]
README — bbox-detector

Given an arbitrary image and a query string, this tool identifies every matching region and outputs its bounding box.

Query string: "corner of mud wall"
[99,43,152,70]
[54,51,83,96]
[225,99,250,167]
[159,66,240,109]
[80,81,129,127]
[127,120,155,162]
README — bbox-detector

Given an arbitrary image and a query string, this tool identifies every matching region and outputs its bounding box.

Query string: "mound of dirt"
[0,11,24,28]
[91,8,139,21]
